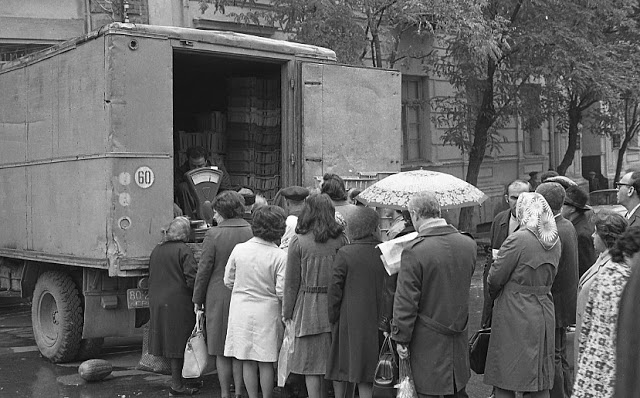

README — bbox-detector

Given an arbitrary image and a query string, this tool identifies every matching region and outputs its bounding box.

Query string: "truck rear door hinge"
[290,153,296,166]
[290,79,295,89]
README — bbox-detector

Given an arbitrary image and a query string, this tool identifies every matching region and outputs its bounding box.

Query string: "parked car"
[588,189,626,216]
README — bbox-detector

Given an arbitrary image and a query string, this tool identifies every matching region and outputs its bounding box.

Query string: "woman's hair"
[592,210,628,249]
[296,193,344,243]
[252,205,286,243]
[163,216,191,242]
[347,207,379,240]
[213,190,245,220]
[321,173,347,201]
[611,225,640,264]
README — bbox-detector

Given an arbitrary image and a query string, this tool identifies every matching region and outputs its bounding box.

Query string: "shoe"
[169,386,199,396]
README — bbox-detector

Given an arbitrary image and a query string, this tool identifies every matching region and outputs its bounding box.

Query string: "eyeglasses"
[616,182,633,189]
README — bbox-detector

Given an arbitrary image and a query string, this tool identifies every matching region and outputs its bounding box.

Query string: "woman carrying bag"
[148,217,199,396]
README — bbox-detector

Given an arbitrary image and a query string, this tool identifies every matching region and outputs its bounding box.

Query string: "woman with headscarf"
[282,193,349,398]
[574,210,627,375]
[326,206,388,398]
[572,226,638,397]
[148,216,199,396]
[193,191,253,398]
[484,192,562,398]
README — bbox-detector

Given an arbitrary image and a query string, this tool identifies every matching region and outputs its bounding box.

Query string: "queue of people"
[149,166,640,398]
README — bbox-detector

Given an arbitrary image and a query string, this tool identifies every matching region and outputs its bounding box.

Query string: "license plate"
[126,288,149,309]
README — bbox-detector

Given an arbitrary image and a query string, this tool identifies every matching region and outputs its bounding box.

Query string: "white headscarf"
[516,192,559,250]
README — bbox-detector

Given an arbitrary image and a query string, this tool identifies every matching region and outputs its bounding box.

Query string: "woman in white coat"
[224,205,287,398]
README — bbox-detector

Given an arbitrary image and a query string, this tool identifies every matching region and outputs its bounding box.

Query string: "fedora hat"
[564,186,591,211]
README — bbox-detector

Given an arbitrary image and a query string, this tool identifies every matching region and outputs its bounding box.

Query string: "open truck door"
[300,63,402,188]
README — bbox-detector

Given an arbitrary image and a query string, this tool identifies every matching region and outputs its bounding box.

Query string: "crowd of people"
[148,158,640,398]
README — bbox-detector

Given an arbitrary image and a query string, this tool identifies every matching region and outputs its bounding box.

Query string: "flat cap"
[535,182,566,211]
[280,186,310,201]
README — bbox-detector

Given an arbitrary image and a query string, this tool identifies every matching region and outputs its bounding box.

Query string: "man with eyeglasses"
[616,171,640,227]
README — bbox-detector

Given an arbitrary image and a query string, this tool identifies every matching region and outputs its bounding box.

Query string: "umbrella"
[356,169,488,210]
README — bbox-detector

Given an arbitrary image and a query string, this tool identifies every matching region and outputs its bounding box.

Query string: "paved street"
[0,257,492,398]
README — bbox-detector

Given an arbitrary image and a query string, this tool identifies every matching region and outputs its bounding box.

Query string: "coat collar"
[350,235,381,245]
[416,224,460,238]
[218,218,251,228]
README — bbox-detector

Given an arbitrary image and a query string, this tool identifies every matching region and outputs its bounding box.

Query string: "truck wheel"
[76,338,105,361]
[31,271,83,363]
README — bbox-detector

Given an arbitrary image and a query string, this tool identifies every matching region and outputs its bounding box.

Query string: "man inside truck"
[174,146,232,219]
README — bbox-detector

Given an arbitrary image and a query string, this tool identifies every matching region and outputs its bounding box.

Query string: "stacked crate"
[177,111,227,165]
[226,77,281,199]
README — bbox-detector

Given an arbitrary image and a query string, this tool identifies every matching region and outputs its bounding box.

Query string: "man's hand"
[397,344,408,359]
[194,303,203,313]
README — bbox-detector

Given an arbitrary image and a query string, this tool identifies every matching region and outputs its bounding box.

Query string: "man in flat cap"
[561,186,596,277]
[536,182,579,398]
[279,186,310,252]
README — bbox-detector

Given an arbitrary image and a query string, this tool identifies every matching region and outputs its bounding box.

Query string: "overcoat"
[326,236,387,383]
[571,211,596,279]
[148,241,197,358]
[192,218,253,355]
[482,209,511,327]
[615,256,640,398]
[627,206,640,228]
[553,215,579,328]
[484,229,561,392]
[391,224,476,396]
[282,232,347,374]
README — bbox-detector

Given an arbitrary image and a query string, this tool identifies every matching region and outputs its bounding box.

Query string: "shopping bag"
[137,323,172,375]
[373,334,398,398]
[277,320,295,387]
[469,328,491,374]
[396,350,417,398]
[182,310,208,378]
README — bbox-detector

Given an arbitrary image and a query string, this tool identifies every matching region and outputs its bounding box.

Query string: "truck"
[0,23,401,363]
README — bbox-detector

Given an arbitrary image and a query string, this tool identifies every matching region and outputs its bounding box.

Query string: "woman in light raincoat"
[484,192,561,398]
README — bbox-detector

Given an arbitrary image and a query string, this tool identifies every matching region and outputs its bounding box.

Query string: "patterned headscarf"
[516,192,559,250]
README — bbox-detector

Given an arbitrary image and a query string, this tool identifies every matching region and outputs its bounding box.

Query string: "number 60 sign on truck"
[0,23,400,362]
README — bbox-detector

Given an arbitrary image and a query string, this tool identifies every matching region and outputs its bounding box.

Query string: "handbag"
[182,310,208,378]
[469,327,491,374]
[373,334,398,398]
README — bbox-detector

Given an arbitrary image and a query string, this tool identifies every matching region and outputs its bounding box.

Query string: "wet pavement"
[0,256,492,398]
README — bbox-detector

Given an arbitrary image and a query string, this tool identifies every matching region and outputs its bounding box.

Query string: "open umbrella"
[356,169,488,210]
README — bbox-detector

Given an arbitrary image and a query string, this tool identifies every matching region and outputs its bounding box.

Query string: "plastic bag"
[396,351,417,398]
[277,320,295,387]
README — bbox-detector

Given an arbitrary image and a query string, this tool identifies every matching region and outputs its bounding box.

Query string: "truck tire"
[76,338,105,361]
[31,271,83,363]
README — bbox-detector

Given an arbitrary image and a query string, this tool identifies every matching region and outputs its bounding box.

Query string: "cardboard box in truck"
[0,23,401,362]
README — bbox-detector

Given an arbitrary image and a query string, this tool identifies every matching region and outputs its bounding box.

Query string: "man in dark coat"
[481,179,530,328]
[174,146,232,219]
[561,186,596,277]
[617,171,640,227]
[536,182,579,398]
[392,192,476,398]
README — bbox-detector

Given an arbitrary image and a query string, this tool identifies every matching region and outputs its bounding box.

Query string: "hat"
[564,186,591,211]
[280,186,310,202]
[535,182,566,211]
[529,171,539,178]
[237,187,256,206]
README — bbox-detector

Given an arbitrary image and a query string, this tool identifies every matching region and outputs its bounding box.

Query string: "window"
[402,76,429,162]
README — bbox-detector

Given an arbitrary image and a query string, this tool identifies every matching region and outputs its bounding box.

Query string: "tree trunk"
[615,137,631,184]
[459,59,496,233]
[556,100,581,176]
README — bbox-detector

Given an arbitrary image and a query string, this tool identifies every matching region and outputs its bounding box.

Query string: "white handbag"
[182,310,208,378]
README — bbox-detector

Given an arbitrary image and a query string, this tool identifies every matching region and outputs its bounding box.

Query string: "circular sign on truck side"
[135,166,154,188]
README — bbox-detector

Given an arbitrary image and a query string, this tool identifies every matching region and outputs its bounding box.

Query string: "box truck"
[0,23,401,362]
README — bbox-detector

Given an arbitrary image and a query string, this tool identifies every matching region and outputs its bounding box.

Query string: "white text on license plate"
[127,288,149,309]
